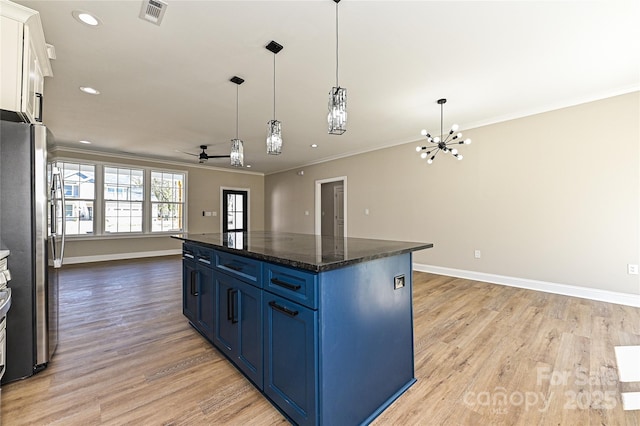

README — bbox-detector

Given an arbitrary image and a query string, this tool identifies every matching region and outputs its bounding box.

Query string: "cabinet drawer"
[265,263,317,309]
[183,244,214,269]
[214,250,262,286]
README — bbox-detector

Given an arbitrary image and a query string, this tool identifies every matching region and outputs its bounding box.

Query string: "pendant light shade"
[266,41,283,155]
[266,119,282,155]
[230,76,245,167]
[328,0,347,135]
[230,138,244,167]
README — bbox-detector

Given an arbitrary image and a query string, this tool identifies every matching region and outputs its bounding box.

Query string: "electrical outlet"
[474,250,481,259]
[394,275,405,290]
[628,264,639,275]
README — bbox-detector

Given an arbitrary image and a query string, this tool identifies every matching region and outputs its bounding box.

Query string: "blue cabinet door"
[213,272,237,355]
[236,279,263,388]
[182,259,197,323]
[263,292,318,426]
[213,271,263,388]
[197,265,215,342]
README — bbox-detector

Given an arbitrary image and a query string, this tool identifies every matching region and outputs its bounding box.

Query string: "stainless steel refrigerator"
[0,120,63,384]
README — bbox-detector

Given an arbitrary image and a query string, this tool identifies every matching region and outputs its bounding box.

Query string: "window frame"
[55,161,96,236]
[53,157,188,239]
[150,170,186,233]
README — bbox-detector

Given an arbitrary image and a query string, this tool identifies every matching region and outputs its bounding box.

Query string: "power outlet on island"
[394,275,405,290]
[474,250,481,259]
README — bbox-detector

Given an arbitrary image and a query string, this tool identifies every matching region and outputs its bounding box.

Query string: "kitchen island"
[172,231,432,426]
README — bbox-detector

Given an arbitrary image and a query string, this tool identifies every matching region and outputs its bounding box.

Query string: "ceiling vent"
[139,0,168,26]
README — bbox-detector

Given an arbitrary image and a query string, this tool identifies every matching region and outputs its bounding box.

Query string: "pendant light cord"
[440,102,443,139]
[236,84,239,138]
[335,1,339,87]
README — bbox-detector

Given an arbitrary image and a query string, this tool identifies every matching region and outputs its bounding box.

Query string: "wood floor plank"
[1,257,638,425]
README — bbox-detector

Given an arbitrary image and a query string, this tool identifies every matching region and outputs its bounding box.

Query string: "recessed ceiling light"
[311,144,318,148]
[79,86,100,95]
[79,140,92,144]
[246,165,252,168]
[72,10,101,27]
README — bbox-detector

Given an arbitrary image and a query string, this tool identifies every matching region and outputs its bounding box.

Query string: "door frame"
[314,176,347,236]
[220,187,250,232]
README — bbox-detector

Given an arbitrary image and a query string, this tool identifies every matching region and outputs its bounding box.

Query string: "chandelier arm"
[273,52,276,120]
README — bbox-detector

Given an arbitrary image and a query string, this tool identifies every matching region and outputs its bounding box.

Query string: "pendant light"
[230,76,245,167]
[328,0,347,135]
[266,40,284,155]
[416,98,471,164]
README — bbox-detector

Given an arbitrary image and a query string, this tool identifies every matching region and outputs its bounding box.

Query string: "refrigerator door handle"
[51,168,65,268]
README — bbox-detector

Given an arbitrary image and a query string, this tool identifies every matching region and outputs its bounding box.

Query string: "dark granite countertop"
[171,231,433,272]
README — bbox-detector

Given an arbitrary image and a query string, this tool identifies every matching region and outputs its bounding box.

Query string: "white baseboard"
[413,263,640,308]
[63,249,182,265]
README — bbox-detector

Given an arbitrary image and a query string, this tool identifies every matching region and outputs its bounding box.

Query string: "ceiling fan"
[179,145,230,164]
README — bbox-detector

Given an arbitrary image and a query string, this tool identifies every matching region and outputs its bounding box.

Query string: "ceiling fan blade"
[175,149,199,157]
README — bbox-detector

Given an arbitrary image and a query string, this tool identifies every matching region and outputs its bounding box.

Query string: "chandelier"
[416,98,471,164]
[230,76,245,167]
[266,40,283,155]
[328,0,347,135]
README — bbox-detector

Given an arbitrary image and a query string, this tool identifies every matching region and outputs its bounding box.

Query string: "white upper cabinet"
[1,0,53,123]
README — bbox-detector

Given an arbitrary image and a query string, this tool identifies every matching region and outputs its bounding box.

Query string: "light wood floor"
[1,256,638,425]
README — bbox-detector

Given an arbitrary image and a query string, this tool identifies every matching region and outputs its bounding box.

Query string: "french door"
[222,189,248,232]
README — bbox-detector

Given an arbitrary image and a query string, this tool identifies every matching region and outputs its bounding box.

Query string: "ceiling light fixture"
[416,98,471,164]
[230,76,245,168]
[328,0,347,135]
[79,140,92,144]
[72,10,101,27]
[79,86,100,95]
[266,40,284,155]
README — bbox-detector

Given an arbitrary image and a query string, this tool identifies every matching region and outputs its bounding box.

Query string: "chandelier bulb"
[451,124,459,132]
[464,138,472,145]
[457,154,463,160]
[427,158,433,164]
[420,152,427,159]
[451,148,458,155]
[420,129,428,136]
[416,146,422,152]
[434,136,440,143]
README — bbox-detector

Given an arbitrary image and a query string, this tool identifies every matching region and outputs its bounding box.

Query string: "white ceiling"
[15,0,640,174]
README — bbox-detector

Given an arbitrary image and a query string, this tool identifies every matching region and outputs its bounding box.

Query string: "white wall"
[265,93,640,297]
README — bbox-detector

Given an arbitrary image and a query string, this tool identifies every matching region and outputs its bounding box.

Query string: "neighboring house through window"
[57,162,95,235]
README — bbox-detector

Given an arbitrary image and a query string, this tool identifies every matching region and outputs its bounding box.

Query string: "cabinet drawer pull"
[183,252,194,259]
[190,271,198,296]
[227,288,239,324]
[198,257,211,265]
[224,263,243,272]
[270,278,301,291]
[268,301,299,317]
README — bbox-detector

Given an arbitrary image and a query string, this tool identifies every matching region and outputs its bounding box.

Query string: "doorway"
[315,176,347,236]
[222,189,248,232]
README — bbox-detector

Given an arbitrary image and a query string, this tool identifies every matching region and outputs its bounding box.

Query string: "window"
[222,189,248,232]
[150,171,185,232]
[57,162,95,235]
[54,160,186,237]
[104,166,144,233]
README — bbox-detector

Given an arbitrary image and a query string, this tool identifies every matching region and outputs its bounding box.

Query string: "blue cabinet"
[263,292,318,426]
[181,244,215,342]
[213,270,263,388]
[181,241,416,426]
